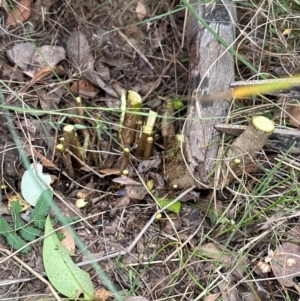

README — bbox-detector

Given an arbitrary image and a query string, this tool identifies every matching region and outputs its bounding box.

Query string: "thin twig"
[142,48,182,100]
[0,247,61,301]
[77,185,196,267]
[114,26,154,70]
[67,148,107,178]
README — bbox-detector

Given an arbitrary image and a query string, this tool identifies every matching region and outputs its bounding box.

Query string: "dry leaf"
[149,172,165,188]
[289,105,300,127]
[112,175,141,186]
[0,205,10,216]
[33,149,57,169]
[94,61,111,81]
[217,281,239,301]
[125,297,150,301]
[126,185,148,200]
[20,119,37,136]
[36,86,64,111]
[66,31,94,72]
[115,195,130,209]
[6,42,36,70]
[199,243,232,266]
[99,168,120,177]
[138,157,161,173]
[26,66,53,83]
[21,65,63,92]
[199,242,248,279]
[150,24,165,48]
[29,45,66,72]
[240,290,269,301]
[110,195,131,216]
[88,72,119,98]
[286,224,300,241]
[161,213,182,234]
[58,227,75,254]
[69,79,99,99]
[282,28,292,36]
[66,31,118,98]
[204,293,221,301]
[2,64,24,81]
[6,0,32,27]
[94,288,113,301]
[8,193,31,211]
[271,242,300,287]
[135,1,148,21]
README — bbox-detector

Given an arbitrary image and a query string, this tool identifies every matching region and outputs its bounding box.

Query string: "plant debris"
[2,1,300,300]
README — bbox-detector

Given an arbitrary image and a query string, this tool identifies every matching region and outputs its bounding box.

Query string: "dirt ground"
[1,0,300,301]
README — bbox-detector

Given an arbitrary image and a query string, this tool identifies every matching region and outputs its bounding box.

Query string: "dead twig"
[77,185,196,267]
[0,247,62,301]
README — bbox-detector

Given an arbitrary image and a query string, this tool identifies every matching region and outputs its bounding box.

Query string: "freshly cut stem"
[223,116,275,185]
[120,112,138,148]
[120,90,142,148]
[120,147,130,173]
[82,134,89,162]
[143,137,154,160]
[226,116,275,161]
[56,141,74,178]
[63,125,83,167]
[69,106,99,165]
[136,110,157,157]
[145,110,158,129]
[91,113,101,148]
[76,97,84,116]
[136,126,149,157]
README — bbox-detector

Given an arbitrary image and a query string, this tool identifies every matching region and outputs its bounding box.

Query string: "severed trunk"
[184,0,236,188]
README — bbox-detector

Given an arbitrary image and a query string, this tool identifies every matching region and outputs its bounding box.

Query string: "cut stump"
[184,0,236,188]
[221,116,275,186]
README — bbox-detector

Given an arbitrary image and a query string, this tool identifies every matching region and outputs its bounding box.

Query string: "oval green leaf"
[43,216,94,299]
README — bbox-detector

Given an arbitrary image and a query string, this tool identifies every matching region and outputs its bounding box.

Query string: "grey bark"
[184,1,236,187]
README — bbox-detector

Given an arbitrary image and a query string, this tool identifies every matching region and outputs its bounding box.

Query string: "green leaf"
[157,197,181,214]
[0,218,31,253]
[5,232,31,254]
[20,226,41,241]
[0,217,12,236]
[43,216,94,299]
[10,201,23,214]
[74,124,88,130]
[10,202,25,229]
[30,189,52,229]
[6,231,31,253]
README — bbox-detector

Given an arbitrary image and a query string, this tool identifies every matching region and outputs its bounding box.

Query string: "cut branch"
[63,124,83,168]
[222,116,275,185]
[120,90,142,148]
